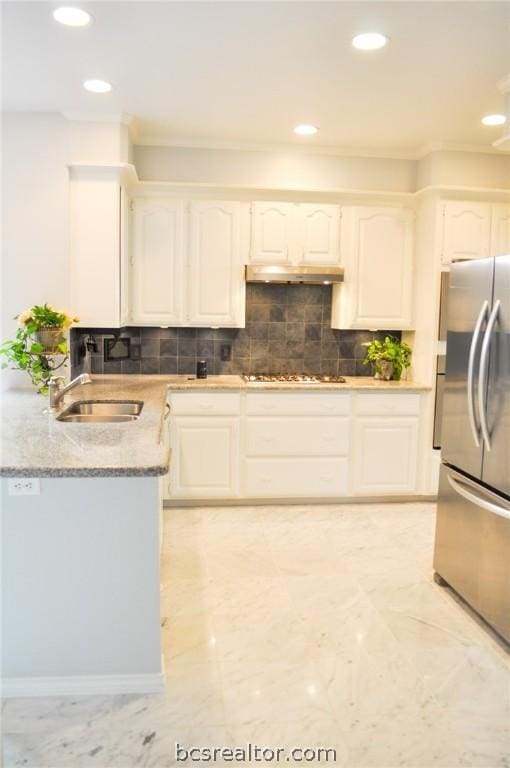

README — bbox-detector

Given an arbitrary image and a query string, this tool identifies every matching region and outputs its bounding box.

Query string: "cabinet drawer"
[245,458,347,498]
[245,458,348,497]
[171,392,241,416]
[355,393,420,416]
[246,393,350,416]
[246,417,349,457]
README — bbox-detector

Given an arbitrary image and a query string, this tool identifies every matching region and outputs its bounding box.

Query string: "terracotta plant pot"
[375,360,395,381]
[34,327,65,354]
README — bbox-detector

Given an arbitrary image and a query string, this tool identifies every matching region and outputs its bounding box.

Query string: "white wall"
[416,150,510,191]
[67,119,130,165]
[0,113,133,390]
[134,145,417,192]
[134,144,510,193]
[1,113,70,389]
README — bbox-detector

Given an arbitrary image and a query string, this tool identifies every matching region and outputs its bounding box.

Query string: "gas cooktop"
[243,374,346,384]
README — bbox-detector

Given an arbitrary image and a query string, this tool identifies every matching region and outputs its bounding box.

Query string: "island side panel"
[1,476,162,691]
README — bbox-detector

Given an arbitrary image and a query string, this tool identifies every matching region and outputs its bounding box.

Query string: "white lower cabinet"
[351,394,420,495]
[166,390,422,501]
[246,416,349,456]
[169,417,240,498]
[245,457,349,497]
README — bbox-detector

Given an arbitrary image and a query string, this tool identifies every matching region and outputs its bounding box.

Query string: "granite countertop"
[163,374,431,392]
[0,377,171,478]
[0,373,430,478]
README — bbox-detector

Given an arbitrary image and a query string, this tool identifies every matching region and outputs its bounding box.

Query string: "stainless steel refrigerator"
[434,253,510,644]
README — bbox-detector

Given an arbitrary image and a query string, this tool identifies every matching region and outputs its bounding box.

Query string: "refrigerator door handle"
[467,300,489,448]
[447,473,510,521]
[478,299,500,452]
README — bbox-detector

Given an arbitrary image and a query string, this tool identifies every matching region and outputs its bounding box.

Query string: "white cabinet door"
[131,199,185,325]
[491,204,510,257]
[352,416,419,495]
[442,201,492,264]
[250,202,294,263]
[298,204,341,265]
[188,201,245,327]
[169,417,240,498]
[332,207,414,330]
[70,174,121,328]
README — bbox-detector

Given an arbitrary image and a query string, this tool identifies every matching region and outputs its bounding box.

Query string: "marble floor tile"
[3,501,510,768]
[230,718,349,767]
[3,724,112,767]
[2,694,113,734]
[219,659,334,725]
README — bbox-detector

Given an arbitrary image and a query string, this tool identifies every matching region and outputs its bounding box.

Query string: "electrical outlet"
[220,344,232,361]
[8,478,40,496]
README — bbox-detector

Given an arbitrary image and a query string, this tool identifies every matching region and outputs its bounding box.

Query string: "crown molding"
[415,140,503,158]
[134,134,419,161]
[62,112,134,126]
[135,133,503,161]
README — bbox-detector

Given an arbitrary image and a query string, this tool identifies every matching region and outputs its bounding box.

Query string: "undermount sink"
[56,400,144,423]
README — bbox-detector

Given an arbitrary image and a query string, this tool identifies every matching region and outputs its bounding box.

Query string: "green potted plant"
[0,304,78,394]
[362,335,412,381]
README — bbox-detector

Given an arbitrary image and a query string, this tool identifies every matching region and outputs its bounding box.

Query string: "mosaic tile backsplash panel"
[71,284,401,377]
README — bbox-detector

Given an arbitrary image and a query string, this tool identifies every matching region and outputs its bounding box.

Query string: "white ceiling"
[3,1,510,155]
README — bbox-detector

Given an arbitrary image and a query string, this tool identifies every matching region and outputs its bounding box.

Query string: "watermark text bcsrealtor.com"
[175,742,337,763]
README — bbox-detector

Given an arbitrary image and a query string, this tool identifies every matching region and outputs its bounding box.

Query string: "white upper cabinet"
[250,202,341,265]
[188,201,245,327]
[70,171,123,328]
[250,202,294,263]
[331,206,414,330]
[298,204,341,265]
[131,199,185,325]
[441,201,492,264]
[491,204,510,257]
[130,198,246,327]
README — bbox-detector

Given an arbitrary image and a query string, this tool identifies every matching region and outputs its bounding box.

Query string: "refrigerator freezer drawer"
[434,464,510,643]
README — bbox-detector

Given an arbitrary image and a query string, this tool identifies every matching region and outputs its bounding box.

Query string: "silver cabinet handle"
[478,299,500,451]
[164,403,171,420]
[447,474,510,521]
[467,300,488,448]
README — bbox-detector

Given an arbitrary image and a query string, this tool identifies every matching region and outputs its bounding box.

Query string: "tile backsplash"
[71,284,401,377]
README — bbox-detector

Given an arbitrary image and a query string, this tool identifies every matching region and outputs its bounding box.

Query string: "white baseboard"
[2,662,166,699]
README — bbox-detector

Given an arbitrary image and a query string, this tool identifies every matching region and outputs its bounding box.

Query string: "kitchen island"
[1,377,170,697]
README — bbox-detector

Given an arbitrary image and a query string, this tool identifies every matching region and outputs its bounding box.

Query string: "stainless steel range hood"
[245,265,344,285]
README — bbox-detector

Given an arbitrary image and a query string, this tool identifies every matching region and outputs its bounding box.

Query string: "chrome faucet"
[49,373,92,411]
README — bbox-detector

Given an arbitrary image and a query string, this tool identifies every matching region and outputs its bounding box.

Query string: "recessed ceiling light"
[53,6,92,27]
[294,124,318,136]
[481,114,507,127]
[352,32,389,51]
[83,79,112,93]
